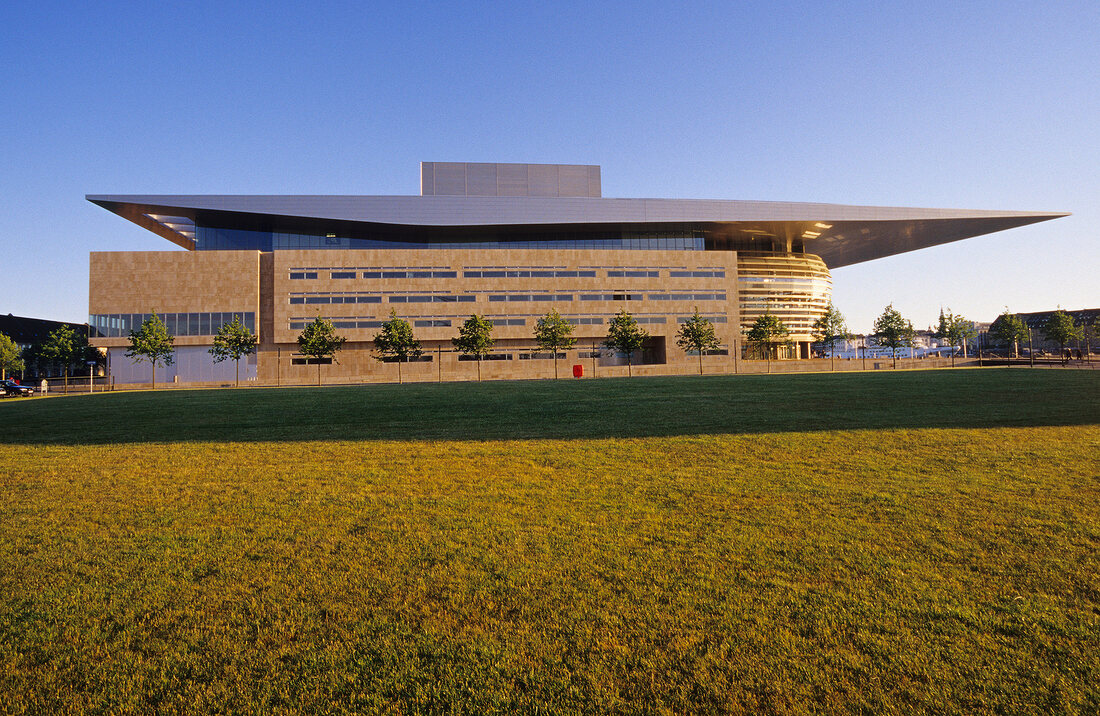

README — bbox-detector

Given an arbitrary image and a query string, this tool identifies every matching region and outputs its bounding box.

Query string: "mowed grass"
[1,370,1099,713]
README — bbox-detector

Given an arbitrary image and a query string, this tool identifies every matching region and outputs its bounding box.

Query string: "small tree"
[934,308,976,367]
[40,324,77,390]
[297,317,346,385]
[811,302,851,371]
[373,310,422,384]
[746,312,789,371]
[676,308,720,375]
[534,308,576,379]
[1043,309,1083,364]
[209,314,258,387]
[126,312,175,389]
[0,333,25,380]
[453,315,495,381]
[872,304,915,369]
[603,310,649,377]
[990,308,1029,359]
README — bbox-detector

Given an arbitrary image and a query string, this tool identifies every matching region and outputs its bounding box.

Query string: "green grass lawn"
[1,370,1098,713]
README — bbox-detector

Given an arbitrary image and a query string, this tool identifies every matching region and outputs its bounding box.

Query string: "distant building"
[989,308,1098,353]
[86,162,1068,383]
[0,313,92,379]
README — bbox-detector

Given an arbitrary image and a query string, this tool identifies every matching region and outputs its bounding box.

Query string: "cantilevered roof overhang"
[87,194,1068,269]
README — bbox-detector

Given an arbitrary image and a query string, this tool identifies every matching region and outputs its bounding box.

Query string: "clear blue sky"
[2,0,1096,332]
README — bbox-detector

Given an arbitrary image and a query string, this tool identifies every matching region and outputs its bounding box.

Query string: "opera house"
[87,162,1066,383]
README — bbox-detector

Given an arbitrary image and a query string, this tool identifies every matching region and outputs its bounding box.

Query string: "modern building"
[87,162,1067,383]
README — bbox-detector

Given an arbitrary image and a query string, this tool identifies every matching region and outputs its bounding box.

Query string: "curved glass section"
[737,252,832,343]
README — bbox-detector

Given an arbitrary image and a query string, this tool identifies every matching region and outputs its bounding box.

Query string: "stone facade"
[91,248,753,384]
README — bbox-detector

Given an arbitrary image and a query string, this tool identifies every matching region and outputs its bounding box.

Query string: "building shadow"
[1,369,1097,446]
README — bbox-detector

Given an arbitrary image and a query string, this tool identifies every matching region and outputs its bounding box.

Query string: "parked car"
[1,379,33,397]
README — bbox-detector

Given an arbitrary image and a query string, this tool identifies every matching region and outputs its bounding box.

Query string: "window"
[519,352,567,360]
[670,270,725,278]
[289,272,318,280]
[677,315,727,324]
[331,271,356,279]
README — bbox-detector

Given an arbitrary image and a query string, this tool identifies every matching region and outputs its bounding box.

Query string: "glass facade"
[736,252,832,341]
[195,225,705,252]
[90,312,255,338]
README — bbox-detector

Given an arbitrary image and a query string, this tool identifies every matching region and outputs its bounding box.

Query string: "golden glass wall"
[737,252,832,355]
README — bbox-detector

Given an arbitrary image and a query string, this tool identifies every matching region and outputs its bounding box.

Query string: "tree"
[40,324,77,390]
[675,308,720,375]
[990,308,1029,359]
[453,314,495,381]
[603,309,649,377]
[746,312,789,371]
[1043,309,1083,364]
[297,317,346,385]
[533,308,576,379]
[934,308,976,368]
[126,313,175,389]
[811,302,850,371]
[373,310,422,384]
[872,304,915,369]
[0,333,24,380]
[209,314,258,387]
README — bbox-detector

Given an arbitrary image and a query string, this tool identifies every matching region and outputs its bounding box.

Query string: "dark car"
[1,379,33,397]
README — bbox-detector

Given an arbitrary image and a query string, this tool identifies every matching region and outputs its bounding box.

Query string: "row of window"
[578,292,727,302]
[289,291,727,305]
[287,314,727,330]
[196,225,705,252]
[291,270,462,280]
[90,312,256,338]
[289,268,727,280]
[463,269,595,279]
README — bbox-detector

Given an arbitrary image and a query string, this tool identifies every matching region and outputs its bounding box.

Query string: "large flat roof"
[87,193,1067,269]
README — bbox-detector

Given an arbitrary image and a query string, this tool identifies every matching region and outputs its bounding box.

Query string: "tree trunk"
[152,362,156,390]
[477,356,481,382]
[235,358,240,387]
[554,352,558,379]
[317,360,321,386]
[698,350,703,375]
[627,355,632,377]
